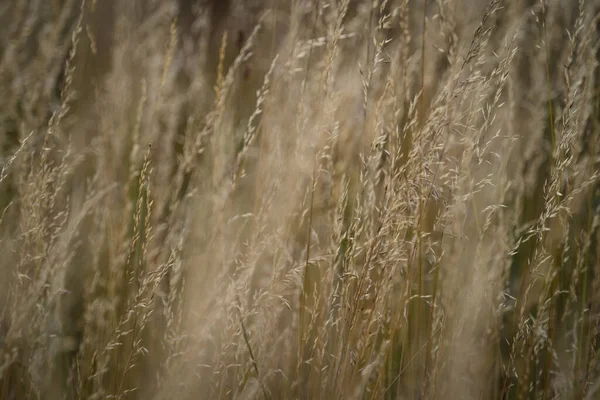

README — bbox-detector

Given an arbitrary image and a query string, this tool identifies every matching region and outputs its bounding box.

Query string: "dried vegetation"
[1,0,600,399]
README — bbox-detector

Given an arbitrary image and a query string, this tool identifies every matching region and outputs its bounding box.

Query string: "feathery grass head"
[1,1,600,399]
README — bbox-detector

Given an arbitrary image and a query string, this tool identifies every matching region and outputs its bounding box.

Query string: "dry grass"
[1,0,600,399]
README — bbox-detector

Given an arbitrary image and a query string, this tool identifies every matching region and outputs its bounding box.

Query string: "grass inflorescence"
[1,0,600,399]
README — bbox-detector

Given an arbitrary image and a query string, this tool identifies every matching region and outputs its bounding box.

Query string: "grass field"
[1,0,600,398]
